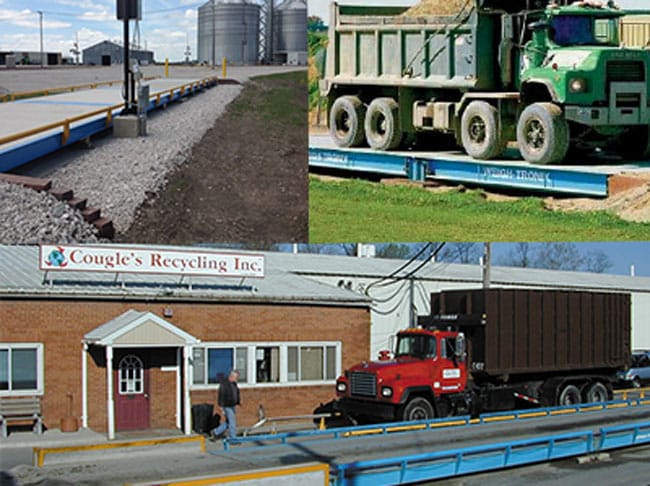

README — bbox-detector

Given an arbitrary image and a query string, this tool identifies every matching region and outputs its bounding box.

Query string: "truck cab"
[334,328,468,422]
[516,3,650,160]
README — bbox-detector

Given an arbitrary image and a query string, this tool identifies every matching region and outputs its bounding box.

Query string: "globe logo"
[45,248,68,268]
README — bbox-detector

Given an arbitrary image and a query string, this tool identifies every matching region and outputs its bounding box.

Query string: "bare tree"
[583,250,613,273]
[295,244,329,254]
[439,243,482,264]
[375,243,414,260]
[498,242,533,267]
[532,243,585,271]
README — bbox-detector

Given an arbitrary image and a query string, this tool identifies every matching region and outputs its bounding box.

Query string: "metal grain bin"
[430,288,630,378]
[197,0,260,65]
[275,0,307,54]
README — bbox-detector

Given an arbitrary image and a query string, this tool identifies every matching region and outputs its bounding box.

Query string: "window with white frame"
[192,347,248,385]
[0,344,44,395]
[118,355,144,394]
[191,342,341,387]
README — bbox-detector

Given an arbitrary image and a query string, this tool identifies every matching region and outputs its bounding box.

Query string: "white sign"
[39,245,265,278]
[442,368,461,379]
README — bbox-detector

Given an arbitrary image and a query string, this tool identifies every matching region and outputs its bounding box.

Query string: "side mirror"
[456,333,467,361]
[528,20,551,32]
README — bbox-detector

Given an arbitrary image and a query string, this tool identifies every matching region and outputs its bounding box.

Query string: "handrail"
[0,77,218,148]
[0,76,159,103]
[614,387,649,400]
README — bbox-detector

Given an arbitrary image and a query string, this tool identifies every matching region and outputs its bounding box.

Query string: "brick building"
[0,245,370,438]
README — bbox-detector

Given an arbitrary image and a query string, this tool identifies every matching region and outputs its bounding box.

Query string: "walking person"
[211,369,241,440]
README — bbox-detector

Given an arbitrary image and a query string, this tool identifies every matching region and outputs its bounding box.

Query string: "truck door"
[437,337,465,394]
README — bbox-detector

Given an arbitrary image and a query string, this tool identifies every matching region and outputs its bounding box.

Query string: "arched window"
[118,355,143,394]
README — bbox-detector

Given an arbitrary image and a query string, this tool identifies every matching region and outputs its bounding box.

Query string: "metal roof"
[0,245,369,306]
[265,252,650,294]
[3,245,650,304]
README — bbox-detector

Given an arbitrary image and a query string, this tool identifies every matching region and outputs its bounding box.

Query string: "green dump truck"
[321,1,650,164]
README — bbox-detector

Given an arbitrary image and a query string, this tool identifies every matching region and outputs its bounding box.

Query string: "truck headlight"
[336,382,347,392]
[381,386,393,397]
[569,77,588,93]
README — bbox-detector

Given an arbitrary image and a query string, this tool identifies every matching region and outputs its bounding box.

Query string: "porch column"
[183,345,191,435]
[82,343,88,428]
[176,347,182,430]
[106,346,115,440]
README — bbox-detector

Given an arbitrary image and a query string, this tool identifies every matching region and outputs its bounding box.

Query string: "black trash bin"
[191,403,214,434]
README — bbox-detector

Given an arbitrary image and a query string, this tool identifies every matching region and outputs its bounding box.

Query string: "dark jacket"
[218,378,240,408]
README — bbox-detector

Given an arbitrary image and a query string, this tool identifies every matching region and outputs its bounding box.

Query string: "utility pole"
[38,10,44,68]
[482,242,491,289]
[408,278,415,327]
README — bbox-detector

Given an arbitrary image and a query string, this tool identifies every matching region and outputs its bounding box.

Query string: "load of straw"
[402,0,472,17]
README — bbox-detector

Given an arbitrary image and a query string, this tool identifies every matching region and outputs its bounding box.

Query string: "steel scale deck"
[309,134,650,197]
[0,77,216,172]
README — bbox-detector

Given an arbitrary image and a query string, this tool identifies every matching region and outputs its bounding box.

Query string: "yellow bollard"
[222,57,227,78]
[319,417,326,430]
[164,58,169,78]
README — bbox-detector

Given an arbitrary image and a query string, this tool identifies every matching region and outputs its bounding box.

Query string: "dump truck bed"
[322,2,501,92]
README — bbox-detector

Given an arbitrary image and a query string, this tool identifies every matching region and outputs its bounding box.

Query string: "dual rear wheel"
[329,96,402,150]
[557,382,609,406]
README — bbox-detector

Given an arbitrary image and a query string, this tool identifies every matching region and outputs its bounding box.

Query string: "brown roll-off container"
[430,288,630,378]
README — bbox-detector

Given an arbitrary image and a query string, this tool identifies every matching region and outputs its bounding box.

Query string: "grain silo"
[197,0,261,66]
[274,0,307,65]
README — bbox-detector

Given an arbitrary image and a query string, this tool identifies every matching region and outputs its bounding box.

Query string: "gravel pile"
[402,0,471,16]
[0,181,100,244]
[2,82,242,243]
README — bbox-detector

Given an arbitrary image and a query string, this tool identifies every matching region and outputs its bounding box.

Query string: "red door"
[115,353,150,430]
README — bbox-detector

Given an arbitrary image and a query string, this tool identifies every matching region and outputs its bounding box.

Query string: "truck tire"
[583,382,608,403]
[402,397,434,421]
[557,384,581,406]
[618,126,650,161]
[329,96,366,148]
[516,102,569,165]
[364,97,403,150]
[460,101,507,160]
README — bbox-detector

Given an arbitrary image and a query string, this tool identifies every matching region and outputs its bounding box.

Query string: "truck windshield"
[395,334,436,359]
[550,15,618,46]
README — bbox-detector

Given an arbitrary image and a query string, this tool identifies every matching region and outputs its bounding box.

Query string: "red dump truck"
[332,288,630,423]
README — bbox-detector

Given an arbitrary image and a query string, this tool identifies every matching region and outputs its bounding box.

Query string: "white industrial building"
[267,251,650,357]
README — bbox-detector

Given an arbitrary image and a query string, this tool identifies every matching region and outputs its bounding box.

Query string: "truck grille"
[606,61,645,83]
[350,372,377,397]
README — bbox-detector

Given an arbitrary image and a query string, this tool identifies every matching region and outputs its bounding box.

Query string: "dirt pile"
[402,0,472,16]
[545,181,650,223]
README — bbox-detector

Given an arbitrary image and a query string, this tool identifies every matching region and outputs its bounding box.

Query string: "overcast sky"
[309,0,650,24]
[0,0,204,62]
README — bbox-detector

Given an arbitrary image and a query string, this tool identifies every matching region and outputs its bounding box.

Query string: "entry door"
[115,353,150,430]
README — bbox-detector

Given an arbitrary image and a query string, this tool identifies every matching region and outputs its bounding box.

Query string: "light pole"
[212,0,216,68]
[38,10,44,68]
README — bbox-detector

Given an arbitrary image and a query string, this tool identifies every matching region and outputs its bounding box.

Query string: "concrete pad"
[113,115,140,138]
[34,435,205,466]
